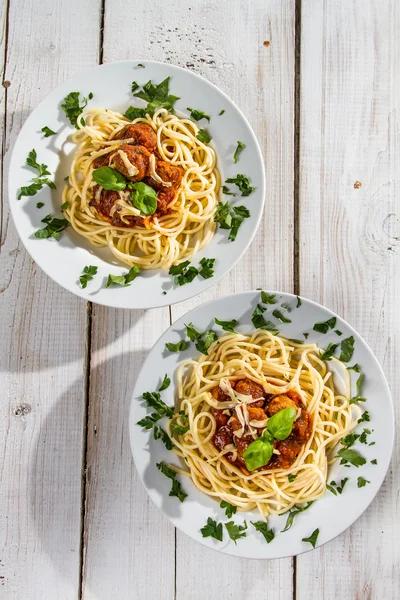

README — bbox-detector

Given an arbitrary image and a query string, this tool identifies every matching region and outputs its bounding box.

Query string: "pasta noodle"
[168,330,361,518]
[62,107,220,269]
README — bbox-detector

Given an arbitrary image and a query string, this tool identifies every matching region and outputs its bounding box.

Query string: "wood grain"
[297,1,400,598]
[0,1,100,598]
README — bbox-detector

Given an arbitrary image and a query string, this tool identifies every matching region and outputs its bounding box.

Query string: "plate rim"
[128,289,394,558]
[8,59,266,309]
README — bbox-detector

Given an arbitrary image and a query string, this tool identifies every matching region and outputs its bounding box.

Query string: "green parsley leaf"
[261,291,276,305]
[319,342,339,361]
[357,476,370,488]
[137,413,162,430]
[196,128,212,143]
[214,201,233,228]
[233,205,250,219]
[165,340,187,353]
[185,322,202,341]
[251,521,274,543]
[156,461,176,479]
[358,411,370,424]
[201,518,223,541]
[326,482,337,495]
[36,202,44,208]
[130,181,157,215]
[214,318,237,333]
[340,336,355,362]
[288,474,298,482]
[153,425,173,450]
[227,206,251,241]
[142,391,174,418]
[225,174,254,196]
[41,126,56,137]
[18,182,43,199]
[272,309,291,324]
[170,478,187,502]
[358,428,371,444]
[198,257,215,279]
[341,433,360,448]
[222,185,236,196]
[296,296,302,308]
[371,459,377,465]
[170,423,190,435]
[137,63,145,68]
[88,92,94,100]
[220,501,237,518]
[218,109,225,116]
[131,81,139,93]
[61,91,89,128]
[313,317,336,334]
[335,330,343,336]
[349,396,367,405]
[187,107,211,122]
[337,448,366,467]
[169,261,199,286]
[233,141,245,163]
[32,176,56,190]
[61,201,69,211]
[124,106,146,120]
[34,214,69,240]
[79,265,98,288]
[225,520,248,544]
[93,166,127,191]
[158,374,171,391]
[106,266,139,287]
[302,528,319,548]
[288,339,304,345]
[132,77,180,116]
[281,502,313,532]
[251,305,279,334]
[304,332,309,339]
[26,149,51,177]
[195,330,218,355]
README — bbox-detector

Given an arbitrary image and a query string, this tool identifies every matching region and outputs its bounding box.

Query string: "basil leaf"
[319,342,339,361]
[93,166,127,191]
[225,174,254,196]
[80,265,98,288]
[130,181,157,215]
[225,520,247,544]
[302,528,319,548]
[187,107,211,122]
[340,336,355,362]
[261,292,276,304]
[272,309,291,324]
[336,448,366,467]
[243,437,273,471]
[196,128,212,143]
[251,521,274,543]
[142,391,174,418]
[158,374,171,391]
[281,501,313,532]
[233,141,245,163]
[267,406,297,440]
[214,318,237,333]
[165,340,187,353]
[198,257,215,279]
[220,501,237,518]
[41,126,56,137]
[313,317,336,334]
[201,518,223,541]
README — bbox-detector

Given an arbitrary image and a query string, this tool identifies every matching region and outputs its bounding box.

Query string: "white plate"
[129,290,394,558]
[9,61,265,309]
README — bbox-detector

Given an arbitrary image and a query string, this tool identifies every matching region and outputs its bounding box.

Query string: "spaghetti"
[168,330,361,519]
[62,107,220,269]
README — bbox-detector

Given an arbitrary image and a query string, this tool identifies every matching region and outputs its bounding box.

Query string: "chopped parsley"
[358,428,371,444]
[337,448,366,467]
[198,257,215,279]
[157,461,187,502]
[19,182,43,199]
[218,109,225,116]
[185,322,202,341]
[195,330,218,355]
[153,425,173,450]
[142,391,174,418]
[313,317,336,334]
[79,265,98,288]
[272,309,291,324]
[261,291,276,305]
[61,91,90,128]
[303,332,309,339]
[288,474,298,482]
[222,185,236,196]
[347,363,364,403]
[170,423,190,435]
[281,501,313,532]
[371,459,377,465]
[326,477,348,495]
[214,318,237,333]
[137,63,145,68]
[358,411,370,423]
[340,336,355,362]
[106,266,139,287]
[36,202,44,208]
[288,339,304,345]
[225,520,247,544]
[251,305,279,334]
[165,340,187,353]
[220,501,237,518]
[158,374,171,391]
[201,518,223,541]
[357,476,370,488]
[61,201,69,211]
[302,528,319,548]
[130,77,180,117]
[214,201,250,241]
[196,128,212,143]
[26,149,50,177]
[137,413,162,430]
[34,214,69,240]
[124,106,146,120]
[319,342,339,361]
[296,296,302,308]
[233,141,245,163]
[18,150,56,199]
[341,433,360,448]
[187,107,211,122]
[41,126,56,137]
[335,330,343,336]
[251,521,274,543]
[225,174,254,196]
[131,81,139,93]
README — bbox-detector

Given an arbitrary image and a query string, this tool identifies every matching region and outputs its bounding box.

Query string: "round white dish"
[129,290,394,558]
[8,60,265,309]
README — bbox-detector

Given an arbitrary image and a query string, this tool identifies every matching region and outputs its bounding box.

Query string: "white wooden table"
[1,1,399,598]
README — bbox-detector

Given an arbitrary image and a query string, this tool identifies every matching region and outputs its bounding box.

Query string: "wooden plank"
[162,1,295,597]
[0,1,100,598]
[297,1,400,598]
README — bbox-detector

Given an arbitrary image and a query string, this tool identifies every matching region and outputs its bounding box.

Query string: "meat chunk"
[116,123,157,153]
[286,390,304,406]
[247,406,267,422]
[265,394,297,417]
[235,378,265,407]
[156,187,176,215]
[234,435,254,465]
[271,438,303,469]
[292,411,313,442]
[89,187,140,228]
[111,144,151,181]
[210,407,229,428]
[144,160,183,191]
[213,425,233,452]
[211,385,230,403]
